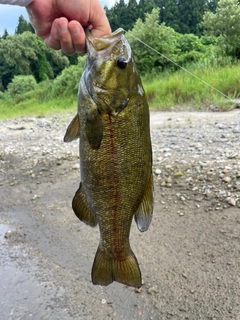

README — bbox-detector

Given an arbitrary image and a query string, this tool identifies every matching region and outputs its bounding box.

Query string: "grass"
[142,63,240,110]
[0,95,77,120]
[1,62,240,120]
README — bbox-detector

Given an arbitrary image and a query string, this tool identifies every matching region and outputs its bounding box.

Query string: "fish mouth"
[86,28,131,60]
[86,28,125,51]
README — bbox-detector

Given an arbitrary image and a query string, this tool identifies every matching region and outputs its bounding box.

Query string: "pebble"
[155,168,161,175]
[147,286,158,294]
[227,198,236,206]
[222,177,231,183]
[173,171,183,177]
[4,230,12,239]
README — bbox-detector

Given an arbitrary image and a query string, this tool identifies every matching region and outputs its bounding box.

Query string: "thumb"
[91,23,111,38]
[88,3,111,38]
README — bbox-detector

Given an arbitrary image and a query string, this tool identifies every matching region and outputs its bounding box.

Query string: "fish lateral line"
[107,113,122,259]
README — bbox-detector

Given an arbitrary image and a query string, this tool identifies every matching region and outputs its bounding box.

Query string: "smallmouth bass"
[64,28,153,288]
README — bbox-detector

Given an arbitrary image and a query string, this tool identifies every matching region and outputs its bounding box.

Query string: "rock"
[215,123,226,129]
[7,125,26,130]
[222,176,231,183]
[232,126,240,133]
[173,171,183,177]
[178,211,184,216]
[4,230,12,239]
[165,177,172,183]
[228,153,238,159]
[147,286,158,294]
[72,164,80,170]
[227,198,236,206]
[155,168,161,175]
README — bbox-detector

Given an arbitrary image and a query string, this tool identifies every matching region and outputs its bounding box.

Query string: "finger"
[68,21,86,54]
[89,1,111,38]
[57,17,75,55]
[44,18,61,50]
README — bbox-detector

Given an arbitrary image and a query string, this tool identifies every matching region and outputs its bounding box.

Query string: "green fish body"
[64,29,153,288]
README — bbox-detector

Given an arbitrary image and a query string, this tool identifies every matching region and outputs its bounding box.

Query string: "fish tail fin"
[91,246,141,288]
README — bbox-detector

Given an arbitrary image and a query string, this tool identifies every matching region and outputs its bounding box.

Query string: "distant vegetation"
[0,0,240,119]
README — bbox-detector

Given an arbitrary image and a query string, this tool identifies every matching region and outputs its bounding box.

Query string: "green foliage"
[7,75,37,97]
[0,32,69,90]
[105,0,156,31]
[1,29,9,40]
[127,8,180,74]
[143,62,240,110]
[1,61,239,120]
[15,15,34,34]
[127,8,216,74]
[51,56,85,97]
[203,0,240,56]
[105,0,218,36]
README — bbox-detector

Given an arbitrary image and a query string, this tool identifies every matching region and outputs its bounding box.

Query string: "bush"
[7,75,37,97]
[51,56,86,97]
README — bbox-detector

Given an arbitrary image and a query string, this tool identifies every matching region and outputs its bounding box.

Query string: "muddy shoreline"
[0,110,240,319]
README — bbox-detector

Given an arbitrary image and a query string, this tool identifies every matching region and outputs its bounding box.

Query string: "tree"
[138,0,156,21]
[161,0,209,35]
[125,0,139,30]
[203,0,240,56]
[0,32,69,90]
[1,29,9,40]
[105,0,144,31]
[206,0,219,12]
[7,75,37,97]
[105,0,128,31]
[126,8,181,74]
[15,15,34,34]
[161,0,180,32]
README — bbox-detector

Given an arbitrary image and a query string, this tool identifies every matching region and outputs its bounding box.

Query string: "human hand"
[26,0,111,55]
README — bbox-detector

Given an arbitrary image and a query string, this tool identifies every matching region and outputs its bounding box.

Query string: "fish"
[64,28,153,288]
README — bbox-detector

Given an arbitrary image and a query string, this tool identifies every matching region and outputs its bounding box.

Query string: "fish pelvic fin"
[72,183,97,227]
[134,173,154,232]
[91,246,142,288]
[64,114,80,142]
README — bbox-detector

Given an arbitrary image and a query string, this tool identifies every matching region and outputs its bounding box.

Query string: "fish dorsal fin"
[72,183,98,227]
[64,115,80,142]
[134,173,154,232]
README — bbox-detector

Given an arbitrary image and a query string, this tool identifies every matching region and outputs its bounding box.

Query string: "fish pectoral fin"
[134,173,154,232]
[85,110,103,150]
[64,114,80,142]
[92,246,141,288]
[72,183,97,227]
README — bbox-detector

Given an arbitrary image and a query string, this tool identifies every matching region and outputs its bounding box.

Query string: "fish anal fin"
[72,183,97,227]
[91,246,141,288]
[134,173,154,232]
[64,114,80,142]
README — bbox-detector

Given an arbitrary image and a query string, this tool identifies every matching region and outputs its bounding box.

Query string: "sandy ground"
[0,110,240,320]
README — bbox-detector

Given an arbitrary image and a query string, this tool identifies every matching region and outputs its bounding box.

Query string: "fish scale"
[64,28,153,288]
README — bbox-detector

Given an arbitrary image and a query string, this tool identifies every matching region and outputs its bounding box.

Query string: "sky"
[0,0,117,36]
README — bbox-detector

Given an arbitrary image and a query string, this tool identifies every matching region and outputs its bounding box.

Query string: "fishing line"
[123,30,236,104]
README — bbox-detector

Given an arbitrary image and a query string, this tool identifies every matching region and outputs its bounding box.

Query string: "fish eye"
[116,57,127,70]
